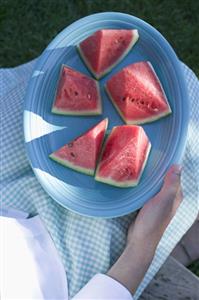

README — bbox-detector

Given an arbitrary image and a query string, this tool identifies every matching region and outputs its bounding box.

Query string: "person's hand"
[107,165,183,294]
[127,164,183,254]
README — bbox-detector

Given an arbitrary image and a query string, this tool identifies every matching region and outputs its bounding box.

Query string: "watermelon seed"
[151,102,158,111]
[122,96,126,101]
[124,167,133,177]
[87,93,91,100]
[74,91,78,96]
[125,96,134,102]
[70,152,75,157]
[64,89,67,94]
[114,39,119,44]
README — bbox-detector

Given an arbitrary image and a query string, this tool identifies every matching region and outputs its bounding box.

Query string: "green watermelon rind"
[51,106,102,116]
[95,139,151,188]
[77,29,139,80]
[51,64,102,116]
[49,153,94,176]
[105,62,172,125]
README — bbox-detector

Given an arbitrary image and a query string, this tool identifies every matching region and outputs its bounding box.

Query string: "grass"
[0,0,198,277]
[0,0,199,76]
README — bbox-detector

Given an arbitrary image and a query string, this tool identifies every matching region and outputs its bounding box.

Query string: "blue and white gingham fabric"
[1,60,199,299]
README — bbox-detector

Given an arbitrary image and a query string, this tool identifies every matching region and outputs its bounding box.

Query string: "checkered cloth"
[1,60,199,299]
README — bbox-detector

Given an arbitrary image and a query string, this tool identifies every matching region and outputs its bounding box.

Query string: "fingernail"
[172,165,182,176]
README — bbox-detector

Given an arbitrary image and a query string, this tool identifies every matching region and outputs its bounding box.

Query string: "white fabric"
[0,212,68,299]
[72,274,133,300]
[0,207,133,300]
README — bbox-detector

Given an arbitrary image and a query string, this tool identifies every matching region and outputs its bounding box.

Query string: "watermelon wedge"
[49,118,108,176]
[105,61,172,124]
[52,65,102,116]
[95,125,151,187]
[78,29,139,79]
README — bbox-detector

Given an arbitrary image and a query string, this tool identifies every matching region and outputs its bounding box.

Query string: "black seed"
[151,102,157,109]
[122,96,126,101]
[141,101,144,105]
[70,152,75,157]
[131,98,135,102]
[74,91,78,96]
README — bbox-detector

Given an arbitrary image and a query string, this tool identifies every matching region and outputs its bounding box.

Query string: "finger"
[161,164,182,198]
[171,186,183,217]
[176,186,183,205]
[164,164,182,184]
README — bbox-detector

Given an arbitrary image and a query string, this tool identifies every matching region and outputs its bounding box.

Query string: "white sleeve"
[1,214,68,300]
[72,273,133,300]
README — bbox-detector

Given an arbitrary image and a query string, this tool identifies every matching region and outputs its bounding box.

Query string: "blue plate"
[24,12,189,218]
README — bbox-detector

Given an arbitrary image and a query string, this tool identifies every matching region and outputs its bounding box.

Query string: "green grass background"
[0,0,199,76]
[0,0,198,276]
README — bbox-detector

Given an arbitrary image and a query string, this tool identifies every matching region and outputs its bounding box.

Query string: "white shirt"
[0,206,133,300]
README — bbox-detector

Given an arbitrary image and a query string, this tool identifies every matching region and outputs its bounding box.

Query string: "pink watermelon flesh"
[106,61,172,124]
[52,65,102,115]
[95,125,151,187]
[49,118,108,175]
[78,29,139,79]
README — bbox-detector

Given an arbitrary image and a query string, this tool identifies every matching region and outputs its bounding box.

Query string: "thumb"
[161,164,182,198]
